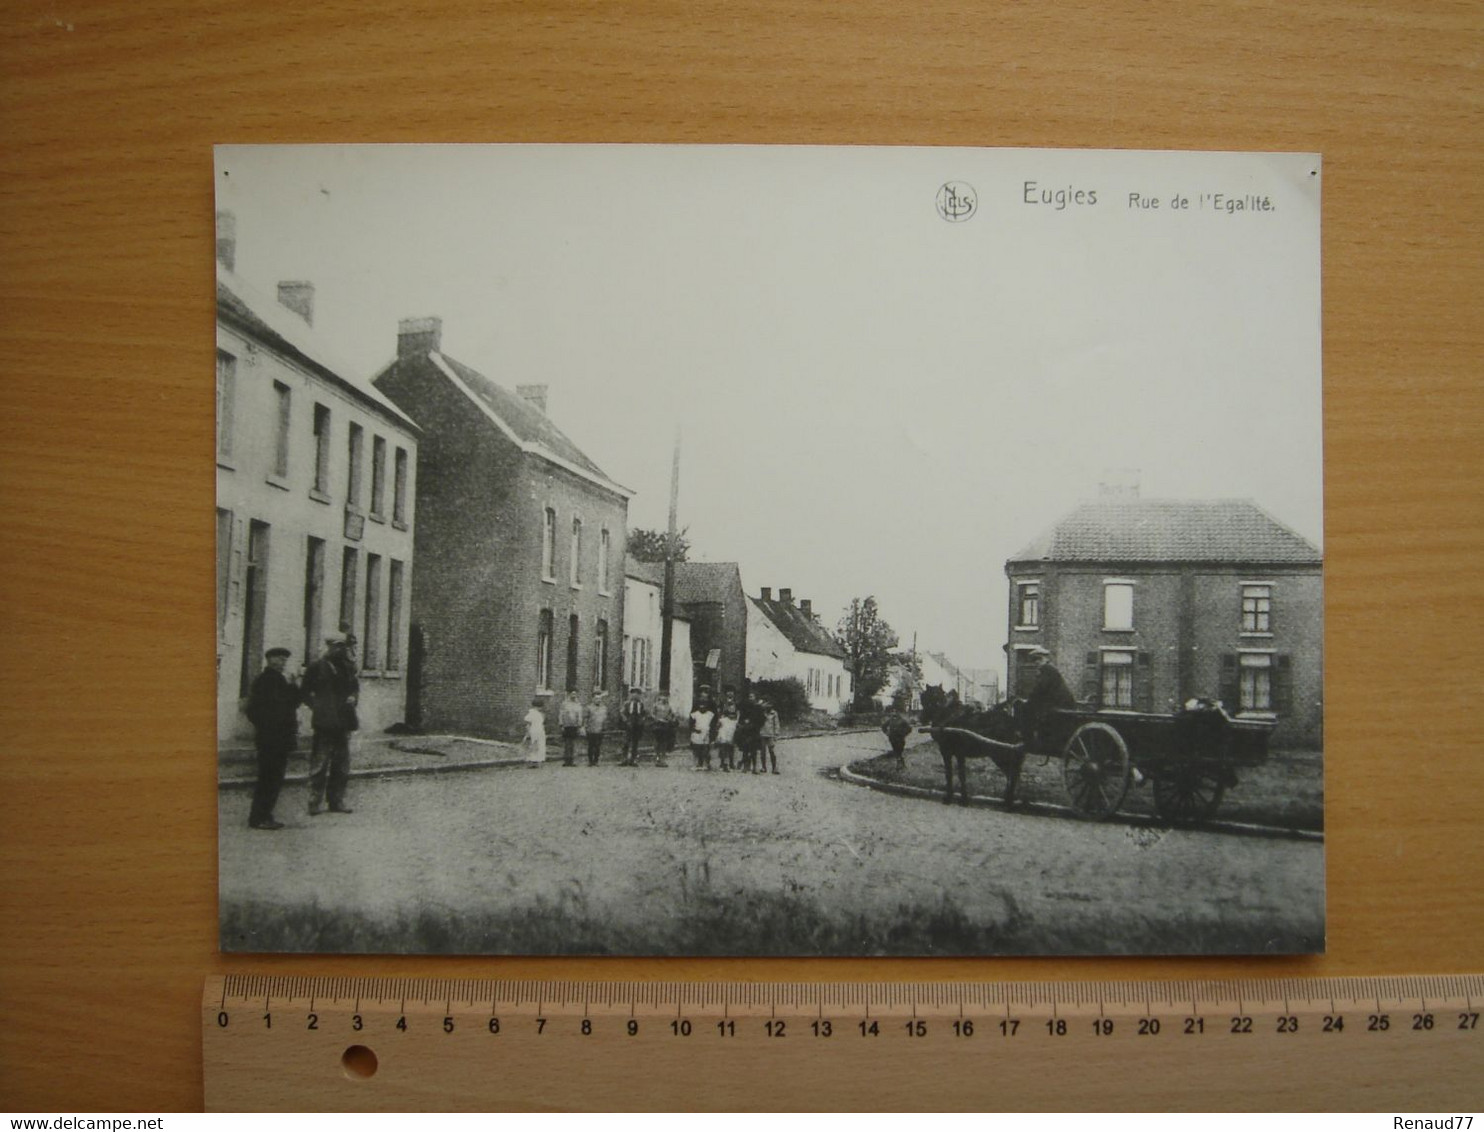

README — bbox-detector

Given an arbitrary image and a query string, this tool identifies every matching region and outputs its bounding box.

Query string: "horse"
[919,684,1028,808]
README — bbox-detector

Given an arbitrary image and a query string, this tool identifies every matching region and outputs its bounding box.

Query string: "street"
[219,730,1325,956]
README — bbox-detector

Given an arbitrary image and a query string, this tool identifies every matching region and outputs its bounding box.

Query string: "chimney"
[277,281,315,326]
[1098,467,1142,499]
[779,588,793,604]
[800,599,812,618]
[398,316,443,359]
[760,587,772,602]
[516,384,549,415]
[215,211,236,271]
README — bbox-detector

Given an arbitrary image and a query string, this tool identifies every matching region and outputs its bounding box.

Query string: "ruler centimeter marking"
[203,974,1484,1111]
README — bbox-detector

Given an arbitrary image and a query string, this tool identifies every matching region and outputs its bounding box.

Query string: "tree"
[626,526,690,564]
[835,596,900,709]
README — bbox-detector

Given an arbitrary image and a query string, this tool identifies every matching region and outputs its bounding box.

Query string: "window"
[1103,581,1134,631]
[386,559,404,671]
[363,554,382,669]
[598,528,611,592]
[566,614,580,691]
[302,536,325,663]
[541,507,556,579]
[346,423,364,509]
[272,381,291,479]
[339,547,359,635]
[1016,581,1040,628]
[625,635,649,690]
[370,436,387,517]
[393,447,409,526]
[1242,584,1272,633]
[215,351,236,462]
[594,619,609,690]
[570,518,583,586]
[1100,650,1135,708]
[536,610,554,691]
[215,508,233,638]
[1239,653,1273,711]
[312,404,331,496]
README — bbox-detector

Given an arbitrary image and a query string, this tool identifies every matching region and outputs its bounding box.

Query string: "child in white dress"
[523,698,547,766]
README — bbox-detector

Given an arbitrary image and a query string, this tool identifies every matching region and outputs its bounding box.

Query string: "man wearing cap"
[245,647,299,830]
[583,691,610,767]
[619,688,647,766]
[301,633,360,815]
[1024,646,1077,750]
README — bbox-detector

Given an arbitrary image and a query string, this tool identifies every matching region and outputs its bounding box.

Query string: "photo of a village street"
[216,145,1325,955]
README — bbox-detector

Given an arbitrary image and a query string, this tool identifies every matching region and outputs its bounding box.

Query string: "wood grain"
[2,0,1481,1111]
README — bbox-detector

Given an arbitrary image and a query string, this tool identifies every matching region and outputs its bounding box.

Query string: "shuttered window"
[1100,650,1135,708]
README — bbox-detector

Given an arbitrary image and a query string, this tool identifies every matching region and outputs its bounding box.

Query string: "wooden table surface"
[2,0,1481,1112]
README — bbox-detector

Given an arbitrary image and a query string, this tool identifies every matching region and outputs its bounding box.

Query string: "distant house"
[215,215,419,742]
[1004,496,1323,746]
[920,651,977,704]
[622,559,694,712]
[746,588,849,712]
[672,562,748,700]
[961,667,1002,706]
[373,317,631,739]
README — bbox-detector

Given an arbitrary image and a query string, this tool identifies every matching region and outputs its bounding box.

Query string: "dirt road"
[219,730,1324,955]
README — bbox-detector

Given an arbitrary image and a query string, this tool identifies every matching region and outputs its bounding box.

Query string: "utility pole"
[910,630,918,711]
[658,424,680,694]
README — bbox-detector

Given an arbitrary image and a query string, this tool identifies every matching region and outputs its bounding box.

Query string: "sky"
[216,145,1323,674]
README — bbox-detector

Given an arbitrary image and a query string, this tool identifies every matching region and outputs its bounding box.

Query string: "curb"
[218,756,526,790]
[219,727,882,789]
[837,762,1325,843]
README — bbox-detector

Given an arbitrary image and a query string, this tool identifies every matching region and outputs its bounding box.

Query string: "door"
[238,520,270,697]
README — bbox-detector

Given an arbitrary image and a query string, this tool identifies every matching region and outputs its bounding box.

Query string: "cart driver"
[1024,646,1077,750]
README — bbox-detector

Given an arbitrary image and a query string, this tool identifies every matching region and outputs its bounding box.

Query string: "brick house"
[746,588,848,711]
[372,318,631,739]
[672,562,748,701]
[1004,497,1323,747]
[215,219,419,741]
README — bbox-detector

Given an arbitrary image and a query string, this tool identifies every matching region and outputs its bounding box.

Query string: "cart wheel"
[1061,722,1131,820]
[1152,768,1226,825]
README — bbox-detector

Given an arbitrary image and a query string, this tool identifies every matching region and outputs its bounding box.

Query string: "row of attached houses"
[215,239,420,742]
[216,215,766,743]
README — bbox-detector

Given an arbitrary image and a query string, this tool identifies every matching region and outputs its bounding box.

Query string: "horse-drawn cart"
[922,686,1274,825]
[1044,703,1274,824]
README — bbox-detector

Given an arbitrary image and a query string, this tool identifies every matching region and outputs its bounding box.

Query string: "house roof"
[625,559,666,587]
[216,268,419,434]
[751,595,847,660]
[672,561,743,607]
[374,346,632,499]
[1008,498,1322,565]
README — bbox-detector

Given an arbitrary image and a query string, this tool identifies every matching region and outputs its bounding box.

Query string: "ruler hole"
[342,1044,378,1080]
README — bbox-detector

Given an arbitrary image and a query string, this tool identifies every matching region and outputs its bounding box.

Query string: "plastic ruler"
[203,974,1484,1111]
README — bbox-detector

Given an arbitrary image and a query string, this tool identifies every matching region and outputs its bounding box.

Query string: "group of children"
[521,685,783,774]
[683,688,782,774]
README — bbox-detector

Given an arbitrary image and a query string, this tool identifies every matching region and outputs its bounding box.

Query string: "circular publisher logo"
[936,182,977,222]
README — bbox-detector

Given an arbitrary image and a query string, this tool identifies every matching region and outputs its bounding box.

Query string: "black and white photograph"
[214,144,1324,956]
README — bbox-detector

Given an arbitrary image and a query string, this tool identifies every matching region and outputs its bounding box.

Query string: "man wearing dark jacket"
[1025,646,1077,750]
[245,647,299,830]
[302,634,360,815]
